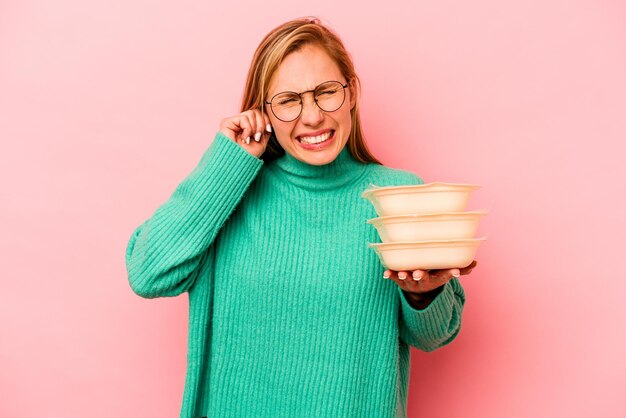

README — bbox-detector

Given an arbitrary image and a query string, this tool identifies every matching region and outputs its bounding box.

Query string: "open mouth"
[297,130,335,145]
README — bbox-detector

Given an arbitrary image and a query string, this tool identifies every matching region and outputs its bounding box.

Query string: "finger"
[238,114,253,144]
[390,270,422,292]
[252,109,265,142]
[400,270,424,293]
[411,269,426,281]
[386,270,403,283]
[255,109,271,142]
[244,110,260,141]
[386,270,411,292]
[459,260,477,275]
[220,117,243,142]
[262,111,272,135]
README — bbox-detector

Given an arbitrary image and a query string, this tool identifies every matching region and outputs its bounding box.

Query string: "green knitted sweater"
[125,131,465,418]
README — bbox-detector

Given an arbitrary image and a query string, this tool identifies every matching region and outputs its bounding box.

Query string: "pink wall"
[2,1,625,417]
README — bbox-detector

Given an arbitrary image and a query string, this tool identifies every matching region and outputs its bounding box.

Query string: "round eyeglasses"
[264,80,349,122]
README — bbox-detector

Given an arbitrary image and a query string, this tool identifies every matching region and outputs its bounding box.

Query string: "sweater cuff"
[194,130,263,181]
[398,278,461,339]
[183,131,264,209]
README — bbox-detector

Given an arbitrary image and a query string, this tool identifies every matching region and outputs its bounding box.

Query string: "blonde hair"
[240,16,382,165]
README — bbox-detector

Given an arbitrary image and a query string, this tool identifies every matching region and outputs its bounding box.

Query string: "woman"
[126,17,476,418]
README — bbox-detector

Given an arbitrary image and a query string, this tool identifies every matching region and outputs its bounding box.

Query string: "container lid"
[367,211,489,225]
[368,237,487,249]
[362,182,481,199]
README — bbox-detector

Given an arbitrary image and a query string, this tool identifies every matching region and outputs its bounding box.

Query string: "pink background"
[2,1,625,417]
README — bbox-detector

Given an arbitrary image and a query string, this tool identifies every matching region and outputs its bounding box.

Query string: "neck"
[268,146,367,191]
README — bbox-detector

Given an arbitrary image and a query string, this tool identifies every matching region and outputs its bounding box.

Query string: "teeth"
[300,131,332,144]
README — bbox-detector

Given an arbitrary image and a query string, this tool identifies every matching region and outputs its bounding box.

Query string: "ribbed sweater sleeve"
[125,131,263,298]
[376,170,466,352]
[397,278,465,352]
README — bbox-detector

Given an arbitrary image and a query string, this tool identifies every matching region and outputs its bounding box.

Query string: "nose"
[299,93,324,126]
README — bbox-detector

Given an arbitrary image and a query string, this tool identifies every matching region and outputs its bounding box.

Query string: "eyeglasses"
[264,80,349,122]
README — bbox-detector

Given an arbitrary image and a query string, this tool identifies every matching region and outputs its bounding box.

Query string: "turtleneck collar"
[268,146,367,191]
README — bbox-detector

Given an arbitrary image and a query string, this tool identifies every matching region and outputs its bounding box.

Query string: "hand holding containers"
[362,182,487,271]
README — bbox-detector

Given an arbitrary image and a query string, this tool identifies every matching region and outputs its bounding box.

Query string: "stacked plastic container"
[361,182,487,271]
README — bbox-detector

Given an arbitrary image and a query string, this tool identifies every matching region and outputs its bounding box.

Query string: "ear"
[348,78,357,110]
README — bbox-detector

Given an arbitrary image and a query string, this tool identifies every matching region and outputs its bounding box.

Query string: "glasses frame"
[264,80,349,122]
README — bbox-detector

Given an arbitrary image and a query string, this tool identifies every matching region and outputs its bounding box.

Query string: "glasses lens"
[271,92,301,121]
[315,81,345,112]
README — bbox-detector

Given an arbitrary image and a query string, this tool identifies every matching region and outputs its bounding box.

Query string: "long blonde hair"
[240,16,382,165]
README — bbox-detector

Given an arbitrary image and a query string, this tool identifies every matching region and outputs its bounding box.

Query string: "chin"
[304,148,341,165]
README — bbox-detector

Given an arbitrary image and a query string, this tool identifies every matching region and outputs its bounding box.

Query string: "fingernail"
[254,132,261,142]
[398,272,407,280]
[412,272,423,281]
[245,137,250,145]
[266,123,272,133]
[451,269,460,278]
[383,271,390,279]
